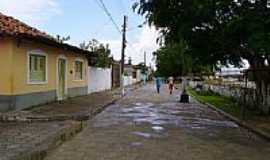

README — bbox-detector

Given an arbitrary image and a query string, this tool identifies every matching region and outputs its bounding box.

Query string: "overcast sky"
[0,0,159,66]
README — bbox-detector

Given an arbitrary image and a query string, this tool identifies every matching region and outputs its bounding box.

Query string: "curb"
[0,84,140,123]
[0,99,119,123]
[192,95,270,142]
[14,120,86,160]
[2,85,139,160]
[10,97,119,160]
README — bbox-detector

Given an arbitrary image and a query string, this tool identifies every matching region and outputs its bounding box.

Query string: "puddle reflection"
[93,101,239,136]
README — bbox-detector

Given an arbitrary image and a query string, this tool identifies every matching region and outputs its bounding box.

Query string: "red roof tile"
[0,12,52,39]
[0,12,90,54]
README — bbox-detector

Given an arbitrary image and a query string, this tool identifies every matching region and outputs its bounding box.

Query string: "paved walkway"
[0,87,128,160]
[45,84,270,160]
[0,121,82,160]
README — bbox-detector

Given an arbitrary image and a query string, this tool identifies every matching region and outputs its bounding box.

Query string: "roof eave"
[2,33,91,56]
[19,34,91,55]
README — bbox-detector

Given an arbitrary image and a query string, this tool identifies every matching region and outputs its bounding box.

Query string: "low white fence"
[189,81,270,113]
[123,75,143,86]
[88,67,112,94]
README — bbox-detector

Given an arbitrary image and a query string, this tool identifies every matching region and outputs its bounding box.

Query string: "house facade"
[0,13,88,112]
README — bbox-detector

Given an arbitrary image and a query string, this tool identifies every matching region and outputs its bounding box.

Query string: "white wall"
[123,69,143,86]
[136,69,142,82]
[123,76,133,86]
[88,67,112,94]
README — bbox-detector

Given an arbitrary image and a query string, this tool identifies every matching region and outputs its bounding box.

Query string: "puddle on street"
[93,101,239,138]
[132,132,152,138]
[152,126,164,132]
[132,131,165,139]
[130,142,143,147]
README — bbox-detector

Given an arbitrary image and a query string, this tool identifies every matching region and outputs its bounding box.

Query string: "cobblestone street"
[45,84,270,160]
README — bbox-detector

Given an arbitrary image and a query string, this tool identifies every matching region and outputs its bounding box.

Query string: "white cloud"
[0,0,61,27]
[129,26,160,65]
[101,39,122,59]
[101,26,160,66]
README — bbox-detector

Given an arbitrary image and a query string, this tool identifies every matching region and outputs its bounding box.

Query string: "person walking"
[168,77,174,95]
[155,77,162,94]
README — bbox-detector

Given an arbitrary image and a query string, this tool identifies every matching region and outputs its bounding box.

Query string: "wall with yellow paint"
[66,54,88,88]
[11,39,88,95]
[0,38,13,95]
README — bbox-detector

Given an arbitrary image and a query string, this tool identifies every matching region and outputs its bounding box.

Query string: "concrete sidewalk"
[0,85,139,160]
[1,88,121,122]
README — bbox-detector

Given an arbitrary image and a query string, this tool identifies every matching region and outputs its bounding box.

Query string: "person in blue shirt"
[155,77,162,94]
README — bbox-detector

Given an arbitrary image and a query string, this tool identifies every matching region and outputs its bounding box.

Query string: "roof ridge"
[0,12,52,38]
[0,12,92,55]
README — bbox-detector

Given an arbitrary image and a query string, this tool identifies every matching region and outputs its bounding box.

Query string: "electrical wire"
[94,0,122,34]
[92,0,144,62]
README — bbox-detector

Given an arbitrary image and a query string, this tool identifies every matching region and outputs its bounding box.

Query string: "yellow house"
[0,13,89,112]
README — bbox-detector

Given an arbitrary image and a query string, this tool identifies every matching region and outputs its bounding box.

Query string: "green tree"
[133,0,270,68]
[153,40,213,77]
[134,0,270,112]
[80,39,112,68]
[153,40,190,77]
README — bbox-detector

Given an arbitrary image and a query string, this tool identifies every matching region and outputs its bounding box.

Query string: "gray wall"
[0,96,14,112]
[0,90,56,112]
[0,86,88,112]
[68,86,88,98]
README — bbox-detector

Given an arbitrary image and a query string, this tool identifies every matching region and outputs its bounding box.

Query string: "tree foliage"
[154,39,213,77]
[134,0,270,113]
[80,39,112,68]
[55,35,71,43]
[153,40,191,77]
[133,0,270,69]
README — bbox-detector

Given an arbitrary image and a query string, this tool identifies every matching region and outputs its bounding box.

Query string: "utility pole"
[143,51,147,85]
[144,51,146,66]
[121,15,127,96]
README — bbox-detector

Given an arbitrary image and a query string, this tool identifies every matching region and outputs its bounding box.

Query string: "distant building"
[215,68,244,81]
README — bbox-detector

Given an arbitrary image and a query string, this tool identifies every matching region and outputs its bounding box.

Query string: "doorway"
[57,58,67,100]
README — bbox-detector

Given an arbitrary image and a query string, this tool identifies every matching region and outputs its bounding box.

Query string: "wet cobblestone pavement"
[45,84,270,160]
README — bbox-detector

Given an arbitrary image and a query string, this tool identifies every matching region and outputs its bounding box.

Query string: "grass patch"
[188,87,246,119]
[188,87,270,136]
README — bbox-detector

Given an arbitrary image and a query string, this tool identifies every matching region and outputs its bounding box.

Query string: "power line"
[92,0,144,64]
[94,0,122,34]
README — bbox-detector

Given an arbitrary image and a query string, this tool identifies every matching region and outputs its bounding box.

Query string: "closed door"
[58,59,66,100]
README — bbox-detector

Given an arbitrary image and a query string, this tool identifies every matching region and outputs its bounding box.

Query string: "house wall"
[136,69,142,82]
[0,38,13,95]
[0,38,14,111]
[0,39,88,111]
[88,66,112,94]
[124,66,133,77]
[124,76,133,86]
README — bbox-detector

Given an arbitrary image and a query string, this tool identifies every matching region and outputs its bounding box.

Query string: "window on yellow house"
[74,60,83,80]
[28,51,47,84]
